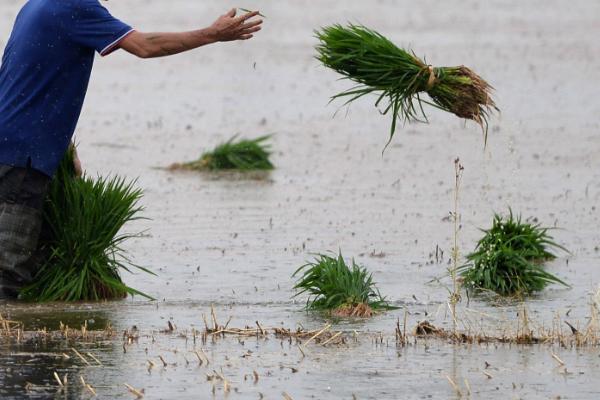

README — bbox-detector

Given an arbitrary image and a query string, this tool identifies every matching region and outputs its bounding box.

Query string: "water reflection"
[0,308,114,399]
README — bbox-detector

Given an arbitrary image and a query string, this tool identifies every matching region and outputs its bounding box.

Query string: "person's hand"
[209,9,263,42]
[70,144,83,177]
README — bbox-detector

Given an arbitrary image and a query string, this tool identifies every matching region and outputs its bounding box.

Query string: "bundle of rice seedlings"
[457,210,568,297]
[316,24,498,145]
[292,252,396,317]
[20,149,154,302]
[171,135,274,171]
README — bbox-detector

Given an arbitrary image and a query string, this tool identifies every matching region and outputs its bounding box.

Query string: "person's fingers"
[73,157,82,177]
[226,8,236,17]
[241,26,262,34]
[243,10,260,20]
[241,19,263,29]
[235,10,259,23]
[239,34,254,40]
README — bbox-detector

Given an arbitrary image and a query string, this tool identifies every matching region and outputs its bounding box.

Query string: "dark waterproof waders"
[0,165,49,299]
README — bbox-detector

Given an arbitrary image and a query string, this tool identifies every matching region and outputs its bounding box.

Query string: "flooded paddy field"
[1,0,600,398]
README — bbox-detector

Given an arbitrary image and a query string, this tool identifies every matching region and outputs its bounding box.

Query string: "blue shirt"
[0,0,133,176]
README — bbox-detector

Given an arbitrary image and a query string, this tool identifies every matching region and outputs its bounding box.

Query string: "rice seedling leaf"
[238,8,266,18]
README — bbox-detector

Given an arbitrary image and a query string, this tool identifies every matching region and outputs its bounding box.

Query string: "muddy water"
[2,0,600,398]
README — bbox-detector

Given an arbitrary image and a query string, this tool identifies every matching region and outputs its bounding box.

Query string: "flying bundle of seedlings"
[171,135,274,171]
[292,253,396,317]
[316,24,498,145]
[21,149,154,302]
[457,210,568,297]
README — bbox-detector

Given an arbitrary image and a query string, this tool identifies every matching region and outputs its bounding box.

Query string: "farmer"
[0,1,263,299]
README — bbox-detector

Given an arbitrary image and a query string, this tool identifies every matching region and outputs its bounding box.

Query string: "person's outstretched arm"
[119,9,262,59]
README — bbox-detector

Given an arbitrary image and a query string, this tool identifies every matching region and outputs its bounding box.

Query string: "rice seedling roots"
[331,303,374,318]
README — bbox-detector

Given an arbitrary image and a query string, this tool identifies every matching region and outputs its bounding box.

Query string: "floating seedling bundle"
[458,211,568,297]
[293,253,396,317]
[316,24,497,144]
[21,149,154,301]
[171,135,274,171]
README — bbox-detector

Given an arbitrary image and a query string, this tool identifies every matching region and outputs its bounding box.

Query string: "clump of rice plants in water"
[316,24,498,145]
[171,135,274,171]
[293,253,396,317]
[457,210,568,297]
[21,149,154,302]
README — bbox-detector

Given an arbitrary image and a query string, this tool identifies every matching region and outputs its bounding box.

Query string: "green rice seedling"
[292,253,396,317]
[172,135,274,171]
[457,210,568,297]
[21,149,154,302]
[238,8,266,18]
[316,24,498,145]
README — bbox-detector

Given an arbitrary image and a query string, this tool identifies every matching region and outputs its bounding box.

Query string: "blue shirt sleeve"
[69,0,133,56]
